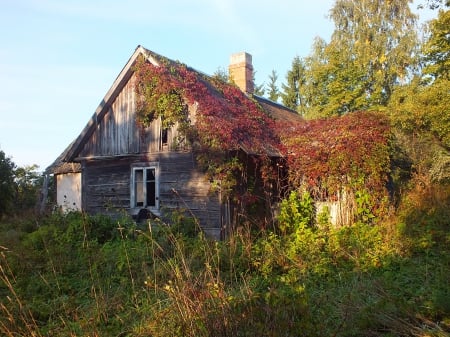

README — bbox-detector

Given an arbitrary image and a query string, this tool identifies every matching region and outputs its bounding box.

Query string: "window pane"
[147,168,155,181]
[147,181,156,206]
[162,128,168,145]
[146,168,156,207]
[135,169,144,207]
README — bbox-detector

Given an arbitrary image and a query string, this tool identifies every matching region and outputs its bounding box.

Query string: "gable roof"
[46,46,302,174]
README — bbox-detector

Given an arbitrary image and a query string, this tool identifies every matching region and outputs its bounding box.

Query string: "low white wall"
[56,173,82,212]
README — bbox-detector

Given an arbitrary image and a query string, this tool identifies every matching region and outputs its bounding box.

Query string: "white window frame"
[130,162,160,212]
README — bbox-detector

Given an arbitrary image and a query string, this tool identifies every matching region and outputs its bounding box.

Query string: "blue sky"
[0,0,435,170]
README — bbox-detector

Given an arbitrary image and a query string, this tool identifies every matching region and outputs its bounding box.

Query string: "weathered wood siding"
[79,75,185,158]
[80,77,139,157]
[76,74,222,237]
[159,152,221,233]
[82,152,221,236]
[82,160,130,215]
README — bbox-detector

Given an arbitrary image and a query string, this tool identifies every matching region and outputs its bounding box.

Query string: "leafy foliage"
[388,76,450,185]
[2,185,448,337]
[422,8,450,81]
[0,151,44,218]
[385,6,450,190]
[299,0,419,117]
[135,57,281,156]
[14,164,43,213]
[277,190,315,234]
[0,150,16,217]
[4,4,449,335]
[279,112,391,213]
[212,66,229,83]
[296,38,331,118]
[418,0,450,10]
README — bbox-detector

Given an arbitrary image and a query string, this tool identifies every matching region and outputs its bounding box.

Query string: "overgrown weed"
[0,187,449,336]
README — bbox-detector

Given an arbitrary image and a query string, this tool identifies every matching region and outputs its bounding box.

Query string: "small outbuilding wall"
[56,172,82,212]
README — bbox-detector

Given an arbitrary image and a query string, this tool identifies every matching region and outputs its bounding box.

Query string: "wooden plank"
[82,149,222,231]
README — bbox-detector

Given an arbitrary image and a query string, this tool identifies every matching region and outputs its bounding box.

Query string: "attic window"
[161,127,168,147]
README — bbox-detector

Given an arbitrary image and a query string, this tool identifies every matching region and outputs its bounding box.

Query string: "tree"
[213,67,228,83]
[418,0,450,9]
[388,8,450,184]
[390,8,450,148]
[304,0,419,117]
[0,150,16,217]
[267,70,280,102]
[302,37,333,118]
[15,164,43,212]
[252,71,265,96]
[281,56,307,114]
[388,78,450,184]
[422,8,450,80]
[254,82,265,96]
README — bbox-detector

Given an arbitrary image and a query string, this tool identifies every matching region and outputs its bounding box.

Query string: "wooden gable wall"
[79,76,138,157]
[78,74,185,159]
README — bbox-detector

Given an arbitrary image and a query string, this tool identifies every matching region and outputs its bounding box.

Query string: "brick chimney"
[229,52,254,94]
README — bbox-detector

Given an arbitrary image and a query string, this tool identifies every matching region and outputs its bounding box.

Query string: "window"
[161,127,168,147]
[131,164,159,210]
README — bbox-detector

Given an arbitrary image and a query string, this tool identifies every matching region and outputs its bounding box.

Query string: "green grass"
[0,183,449,336]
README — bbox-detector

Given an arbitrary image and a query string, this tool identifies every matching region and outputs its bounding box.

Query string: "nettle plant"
[279,111,391,221]
[133,57,283,202]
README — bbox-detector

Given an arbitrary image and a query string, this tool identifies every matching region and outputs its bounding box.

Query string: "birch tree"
[305,0,419,117]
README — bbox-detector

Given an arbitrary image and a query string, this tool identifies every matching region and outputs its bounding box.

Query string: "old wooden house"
[46,46,302,238]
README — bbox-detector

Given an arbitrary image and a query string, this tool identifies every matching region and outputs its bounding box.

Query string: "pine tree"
[254,83,265,96]
[282,56,306,114]
[253,71,265,96]
[267,70,280,102]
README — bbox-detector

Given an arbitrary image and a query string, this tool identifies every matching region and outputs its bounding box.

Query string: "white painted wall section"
[57,173,82,212]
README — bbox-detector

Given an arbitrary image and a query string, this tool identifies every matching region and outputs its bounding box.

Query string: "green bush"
[0,192,448,337]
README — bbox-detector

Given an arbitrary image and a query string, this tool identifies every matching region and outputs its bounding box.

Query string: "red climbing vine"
[277,111,391,216]
[134,56,283,200]
[134,57,282,154]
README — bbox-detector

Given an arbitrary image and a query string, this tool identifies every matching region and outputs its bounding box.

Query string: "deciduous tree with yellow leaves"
[301,0,419,117]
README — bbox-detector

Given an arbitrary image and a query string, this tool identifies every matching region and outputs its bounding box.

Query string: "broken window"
[132,165,159,209]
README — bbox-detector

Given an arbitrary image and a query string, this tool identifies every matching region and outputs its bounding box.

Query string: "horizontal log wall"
[159,152,220,230]
[83,160,131,216]
[82,152,221,234]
